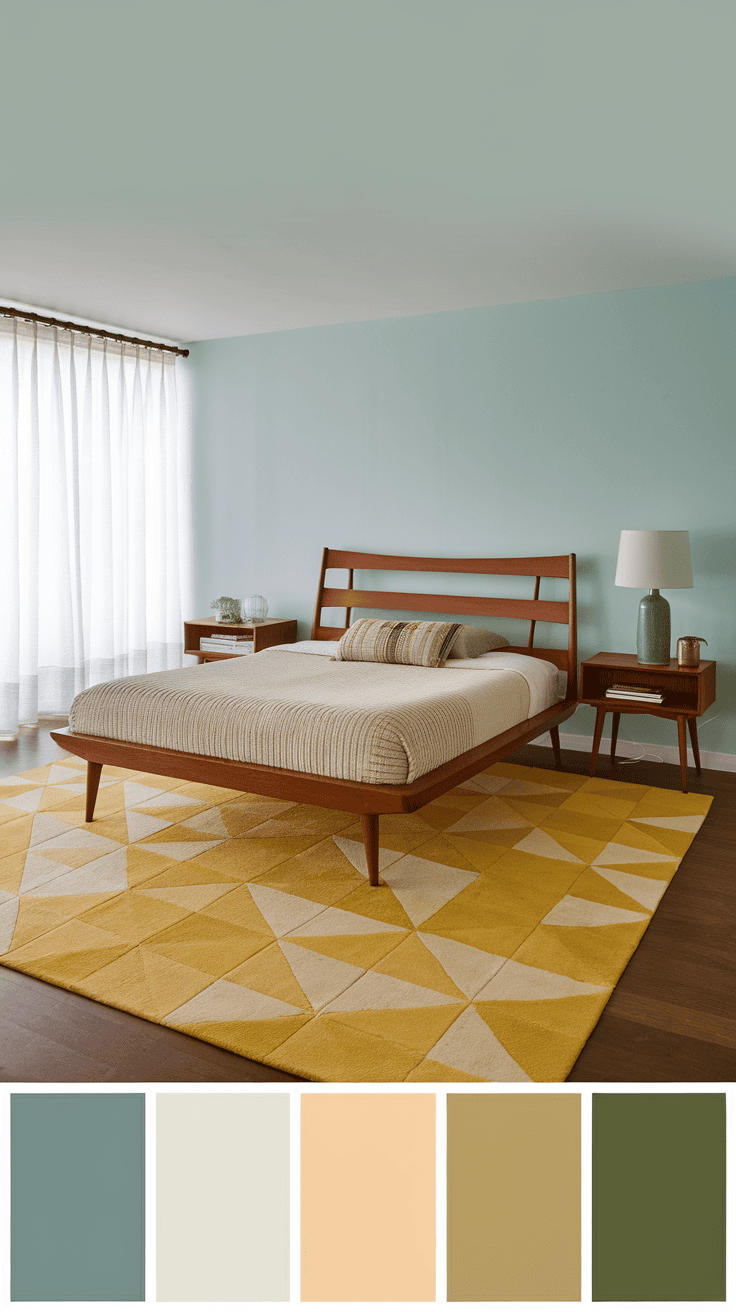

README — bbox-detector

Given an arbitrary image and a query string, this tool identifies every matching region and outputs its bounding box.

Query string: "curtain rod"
[0,305,189,357]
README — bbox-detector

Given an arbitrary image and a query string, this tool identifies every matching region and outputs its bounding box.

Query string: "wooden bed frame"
[51,549,578,887]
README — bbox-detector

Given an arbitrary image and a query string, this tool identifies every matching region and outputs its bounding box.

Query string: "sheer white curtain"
[0,317,192,736]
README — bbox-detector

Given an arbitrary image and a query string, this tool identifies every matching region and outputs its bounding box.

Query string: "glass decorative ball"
[242,594,268,623]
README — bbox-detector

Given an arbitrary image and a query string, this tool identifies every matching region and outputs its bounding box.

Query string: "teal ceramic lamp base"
[637,589,671,665]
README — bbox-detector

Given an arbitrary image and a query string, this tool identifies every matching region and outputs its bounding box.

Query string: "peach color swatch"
[301,1093,435,1302]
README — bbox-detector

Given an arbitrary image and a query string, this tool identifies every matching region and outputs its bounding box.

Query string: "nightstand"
[184,617,298,662]
[579,651,716,792]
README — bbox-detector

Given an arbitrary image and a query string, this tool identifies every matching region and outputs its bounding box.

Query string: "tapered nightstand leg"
[549,725,562,769]
[610,712,620,764]
[590,707,606,776]
[677,716,689,792]
[688,717,701,775]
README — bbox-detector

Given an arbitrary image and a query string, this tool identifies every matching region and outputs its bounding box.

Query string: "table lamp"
[615,530,693,665]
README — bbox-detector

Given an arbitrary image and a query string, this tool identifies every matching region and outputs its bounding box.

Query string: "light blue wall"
[188,276,735,756]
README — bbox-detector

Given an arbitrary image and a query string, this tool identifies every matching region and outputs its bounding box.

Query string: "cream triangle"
[542,894,649,927]
[321,967,461,1013]
[512,828,585,863]
[417,931,507,997]
[164,977,304,1024]
[247,884,328,937]
[426,1006,532,1081]
[278,940,364,1010]
[475,958,608,1001]
[590,865,669,912]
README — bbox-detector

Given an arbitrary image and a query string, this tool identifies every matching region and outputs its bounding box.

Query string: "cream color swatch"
[301,1094,435,1301]
[156,1094,289,1301]
[447,1093,581,1301]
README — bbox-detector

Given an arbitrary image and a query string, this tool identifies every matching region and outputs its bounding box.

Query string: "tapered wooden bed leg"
[549,725,562,769]
[361,813,382,887]
[85,762,103,822]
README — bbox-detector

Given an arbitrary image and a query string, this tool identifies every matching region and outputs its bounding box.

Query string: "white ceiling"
[2,0,734,344]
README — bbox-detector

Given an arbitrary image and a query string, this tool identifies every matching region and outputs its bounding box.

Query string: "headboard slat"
[320,587,569,624]
[324,549,571,578]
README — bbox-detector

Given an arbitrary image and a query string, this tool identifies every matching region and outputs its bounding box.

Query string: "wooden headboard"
[311,548,578,702]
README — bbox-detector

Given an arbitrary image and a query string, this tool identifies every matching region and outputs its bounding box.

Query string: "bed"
[51,549,578,886]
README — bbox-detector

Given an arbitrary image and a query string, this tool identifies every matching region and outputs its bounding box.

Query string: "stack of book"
[605,683,664,704]
[199,634,255,654]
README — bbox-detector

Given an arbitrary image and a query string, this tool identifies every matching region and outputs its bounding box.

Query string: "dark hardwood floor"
[1,723,733,1082]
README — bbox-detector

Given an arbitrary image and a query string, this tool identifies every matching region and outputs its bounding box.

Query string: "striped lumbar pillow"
[334,618,461,667]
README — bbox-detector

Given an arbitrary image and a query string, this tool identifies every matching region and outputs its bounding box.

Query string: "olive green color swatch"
[592,1093,726,1302]
[11,1093,145,1302]
[447,1093,581,1301]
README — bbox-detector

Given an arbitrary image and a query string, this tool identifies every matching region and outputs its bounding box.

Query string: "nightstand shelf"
[579,652,716,792]
[184,617,298,662]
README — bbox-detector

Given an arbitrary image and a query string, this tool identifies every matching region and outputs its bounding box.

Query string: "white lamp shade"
[615,530,693,589]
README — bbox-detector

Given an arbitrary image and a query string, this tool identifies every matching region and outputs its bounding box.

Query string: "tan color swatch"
[301,1093,435,1302]
[448,1093,580,1301]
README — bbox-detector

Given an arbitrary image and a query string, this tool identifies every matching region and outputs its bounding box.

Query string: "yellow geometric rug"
[0,756,711,1082]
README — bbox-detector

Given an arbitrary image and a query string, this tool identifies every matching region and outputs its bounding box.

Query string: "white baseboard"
[531,731,736,774]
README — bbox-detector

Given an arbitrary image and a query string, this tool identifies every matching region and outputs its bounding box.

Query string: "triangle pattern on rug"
[247,885,328,937]
[417,931,507,998]
[590,865,669,912]
[594,840,676,866]
[138,883,235,912]
[499,778,572,797]
[447,797,532,832]
[459,774,517,795]
[180,808,230,837]
[124,810,175,842]
[629,814,705,834]
[2,787,46,814]
[425,1005,532,1081]
[28,813,82,847]
[20,852,74,895]
[24,848,130,898]
[321,967,462,1013]
[512,828,586,862]
[123,782,172,808]
[291,905,406,937]
[277,940,364,1010]
[542,894,649,927]
[135,839,225,862]
[475,958,608,1001]
[164,977,305,1024]
[332,834,405,878]
[44,764,86,786]
[378,852,480,927]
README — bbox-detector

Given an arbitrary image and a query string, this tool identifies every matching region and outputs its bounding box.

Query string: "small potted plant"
[210,596,242,623]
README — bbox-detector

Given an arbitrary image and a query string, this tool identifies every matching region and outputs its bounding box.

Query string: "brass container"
[677,636,707,667]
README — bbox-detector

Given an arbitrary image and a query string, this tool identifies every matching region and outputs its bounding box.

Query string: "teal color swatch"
[593,1092,726,1301]
[11,1093,145,1302]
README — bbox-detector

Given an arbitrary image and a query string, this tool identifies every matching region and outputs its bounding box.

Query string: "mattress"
[68,642,562,787]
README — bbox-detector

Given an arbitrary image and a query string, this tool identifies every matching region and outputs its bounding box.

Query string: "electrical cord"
[611,706,726,767]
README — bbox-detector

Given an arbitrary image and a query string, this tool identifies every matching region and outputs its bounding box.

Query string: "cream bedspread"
[69,646,560,786]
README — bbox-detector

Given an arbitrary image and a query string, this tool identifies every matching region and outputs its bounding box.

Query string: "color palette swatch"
[11,1093,144,1302]
[301,1093,435,1302]
[4,1089,729,1303]
[447,1093,581,1301]
[593,1092,726,1302]
[157,1093,289,1301]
